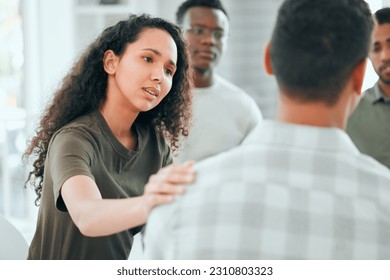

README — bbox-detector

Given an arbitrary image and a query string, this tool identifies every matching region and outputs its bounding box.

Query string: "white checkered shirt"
[144,120,390,259]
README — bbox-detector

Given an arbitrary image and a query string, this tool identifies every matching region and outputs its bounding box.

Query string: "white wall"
[383,0,390,6]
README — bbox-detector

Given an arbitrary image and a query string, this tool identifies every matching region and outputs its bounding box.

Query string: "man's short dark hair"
[374,7,390,24]
[176,0,229,25]
[270,0,373,105]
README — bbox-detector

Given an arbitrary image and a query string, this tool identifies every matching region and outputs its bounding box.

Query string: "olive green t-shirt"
[28,111,172,259]
[347,83,390,169]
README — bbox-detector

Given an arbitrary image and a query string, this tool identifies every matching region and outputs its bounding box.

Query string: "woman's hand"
[61,161,195,237]
[143,160,196,213]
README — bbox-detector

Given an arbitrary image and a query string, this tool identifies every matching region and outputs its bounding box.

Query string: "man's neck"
[276,95,347,130]
[194,68,214,88]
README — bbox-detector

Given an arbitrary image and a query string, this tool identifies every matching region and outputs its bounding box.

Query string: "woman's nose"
[151,66,164,82]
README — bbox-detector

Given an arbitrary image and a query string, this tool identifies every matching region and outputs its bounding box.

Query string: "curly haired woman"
[24,14,195,260]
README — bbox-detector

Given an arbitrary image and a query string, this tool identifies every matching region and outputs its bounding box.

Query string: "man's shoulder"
[214,75,261,112]
[348,85,378,124]
[216,75,250,95]
[360,83,382,104]
[191,144,256,188]
[355,152,390,179]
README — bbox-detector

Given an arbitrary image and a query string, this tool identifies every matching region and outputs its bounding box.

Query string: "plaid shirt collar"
[244,120,360,155]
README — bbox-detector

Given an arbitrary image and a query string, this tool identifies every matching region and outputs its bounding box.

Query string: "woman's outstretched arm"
[61,161,195,237]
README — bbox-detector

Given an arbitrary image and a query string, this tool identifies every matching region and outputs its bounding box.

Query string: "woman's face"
[105,28,178,113]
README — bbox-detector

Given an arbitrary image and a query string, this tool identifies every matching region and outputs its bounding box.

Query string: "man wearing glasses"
[174,0,263,163]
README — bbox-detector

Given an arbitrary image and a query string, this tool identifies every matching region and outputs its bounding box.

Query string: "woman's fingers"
[148,161,196,185]
[144,161,196,209]
[148,172,193,185]
[144,185,178,209]
[145,182,186,195]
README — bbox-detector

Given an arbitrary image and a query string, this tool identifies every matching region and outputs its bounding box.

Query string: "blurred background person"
[347,7,390,169]
[173,0,263,163]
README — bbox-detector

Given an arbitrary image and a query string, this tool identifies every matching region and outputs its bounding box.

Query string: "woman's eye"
[165,69,173,76]
[143,57,152,63]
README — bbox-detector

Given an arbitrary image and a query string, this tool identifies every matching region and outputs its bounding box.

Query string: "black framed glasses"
[186,25,226,40]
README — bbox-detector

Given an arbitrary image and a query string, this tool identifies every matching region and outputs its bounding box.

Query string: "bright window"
[0,0,29,219]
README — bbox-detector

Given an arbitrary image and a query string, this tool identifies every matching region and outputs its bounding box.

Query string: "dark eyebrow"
[142,48,176,68]
[373,38,390,45]
[190,24,224,31]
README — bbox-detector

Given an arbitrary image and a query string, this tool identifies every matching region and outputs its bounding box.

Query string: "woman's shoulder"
[51,111,101,146]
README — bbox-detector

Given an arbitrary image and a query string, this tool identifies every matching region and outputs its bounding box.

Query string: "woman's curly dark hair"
[24,14,193,205]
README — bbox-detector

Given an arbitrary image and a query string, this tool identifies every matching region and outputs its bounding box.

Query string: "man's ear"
[264,41,273,75]
[352,58,367,97]
[103,50,117,75]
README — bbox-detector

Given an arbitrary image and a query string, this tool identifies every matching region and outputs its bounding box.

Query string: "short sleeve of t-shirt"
[163,147,173,166]
[48,128,96,211]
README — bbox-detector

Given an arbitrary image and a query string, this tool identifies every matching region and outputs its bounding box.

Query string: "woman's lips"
[143,87,160,98]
